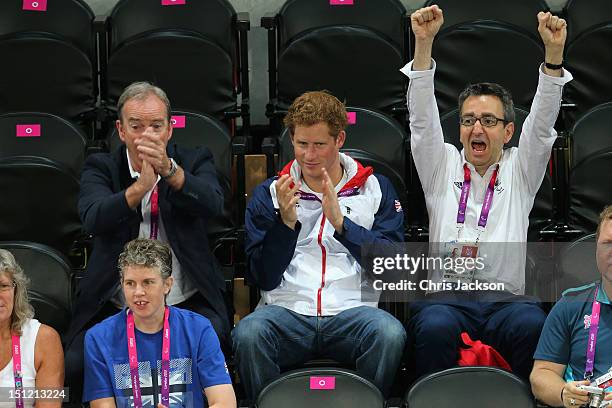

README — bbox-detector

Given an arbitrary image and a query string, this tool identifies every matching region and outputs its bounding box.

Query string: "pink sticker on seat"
[161,0,186,5]
[330,0,354,5]
[309,376,336,390]
[347,112,357,124]
[16,124,41,137]
[22,0,47,11]
[171,115,186,128]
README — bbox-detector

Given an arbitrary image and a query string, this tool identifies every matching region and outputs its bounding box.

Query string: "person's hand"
[411,5,444,43]
[136,158,157,192]
[537,12,566,63]
[561,380,590,407]
[321,168,344,234]
[275,174,301,230]
[157,404,168,408]
[136,129,171,176]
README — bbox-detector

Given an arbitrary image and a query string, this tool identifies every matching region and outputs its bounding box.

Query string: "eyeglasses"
[460,115,507,128]
[0,282,16,292]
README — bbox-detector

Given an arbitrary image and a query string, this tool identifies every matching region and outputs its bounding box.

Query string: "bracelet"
[545,61,563,70]
[162,158,178,179]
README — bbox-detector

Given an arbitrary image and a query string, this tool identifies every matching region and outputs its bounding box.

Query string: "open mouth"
[471,140,487,154]
[133,301,148,308]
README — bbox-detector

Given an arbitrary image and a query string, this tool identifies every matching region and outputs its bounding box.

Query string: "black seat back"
[405,367,535,408]
[424,0,548,39]
[564,24,612,122]
[565,0,612,43]
[0,112,86,176]
[106,0,240,119]
[0,157,81,255]
[278,0,406,49]
[569,150,612,233]
[0,241,72,335]
[569,101,612,168]
[556,234,599,298]
[256,368,384,408]
[431,21,543,115]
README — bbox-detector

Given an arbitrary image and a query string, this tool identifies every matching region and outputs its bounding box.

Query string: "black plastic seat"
[555,233,599,298]
[104,0,250,127]
[0,0,96,131]
[263,0,408,120]
[564,0,612,43]
[0,157,81,256]
[0,112,87,176]
[431,21,544,115]
[564,24,612,123]
[568,149,612,233]
[569,103,612,168]
[405,367,536,408]
[424,0,548,39]
[0,241,72,336]
[256,368,384,408]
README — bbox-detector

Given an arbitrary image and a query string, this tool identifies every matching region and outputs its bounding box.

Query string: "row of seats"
[254,366,536,408]
[2,0,612,137]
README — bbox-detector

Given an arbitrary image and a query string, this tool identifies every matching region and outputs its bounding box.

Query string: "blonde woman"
[0,249,64,407]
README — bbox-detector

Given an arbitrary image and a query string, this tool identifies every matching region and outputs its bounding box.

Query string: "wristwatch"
[162,158,178,179]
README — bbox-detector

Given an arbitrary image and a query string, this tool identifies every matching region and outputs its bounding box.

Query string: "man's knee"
[232,313,275,354]
[412,305,462,339]
[368,312,407,350]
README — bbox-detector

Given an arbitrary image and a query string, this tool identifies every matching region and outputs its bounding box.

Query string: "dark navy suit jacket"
[66,144,226,346]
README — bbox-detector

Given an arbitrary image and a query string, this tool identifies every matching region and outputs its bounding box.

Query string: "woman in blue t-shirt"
[83,239,236,408]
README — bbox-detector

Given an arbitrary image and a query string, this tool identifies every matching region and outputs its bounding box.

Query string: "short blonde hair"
[596,205,612,242]
[0,249,34,335]
[284,91,348,139]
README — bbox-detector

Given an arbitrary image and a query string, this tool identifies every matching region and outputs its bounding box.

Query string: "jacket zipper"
[316,215,327,317]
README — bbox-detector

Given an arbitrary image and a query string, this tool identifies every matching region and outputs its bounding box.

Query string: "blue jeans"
[232,305,406,400]
[406,292,546,381]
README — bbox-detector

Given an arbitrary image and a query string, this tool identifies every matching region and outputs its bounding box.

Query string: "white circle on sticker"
[32,1,39,7]
[26,128,32,134]
[319,380,326,386]
[171,119,177,125]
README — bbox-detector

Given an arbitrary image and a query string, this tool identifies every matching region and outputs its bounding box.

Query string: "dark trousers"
[406,292,546,382]
[65,292,229,404]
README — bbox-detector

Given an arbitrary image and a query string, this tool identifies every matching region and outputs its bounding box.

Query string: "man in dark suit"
[64,82,229,403]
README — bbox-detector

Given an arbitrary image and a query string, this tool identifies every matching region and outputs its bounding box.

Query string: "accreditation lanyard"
[150,184,159,240]
[127,306,171,407]
[11,334,24,408]
[456,164,499,243]
[584,287,601,380]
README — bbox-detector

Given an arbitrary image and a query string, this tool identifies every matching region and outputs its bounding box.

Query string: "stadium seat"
[0,241,72,336]
[564,0,612,43]
[431,21,543,115]
[0,0,97,133]
[0,112,87,176]
[555,233,599,297]
[568,149,612,233]
[103,0,250,131]
[262,0,409,121]
[0,157,81,256]
[569,102,612,168]
[255,368,384,408]
[564,24,612,124]
[423,0,548,38]
[405,366,536,408]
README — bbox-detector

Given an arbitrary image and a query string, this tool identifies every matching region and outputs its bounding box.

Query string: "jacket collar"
[278,152,373,192]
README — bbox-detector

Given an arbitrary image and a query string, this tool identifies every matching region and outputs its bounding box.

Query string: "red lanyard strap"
[150,184,159,240]
[456,164,499,237]
[127,306,171,407]
[11,334,23,408]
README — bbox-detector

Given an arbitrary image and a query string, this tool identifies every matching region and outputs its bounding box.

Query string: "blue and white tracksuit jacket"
[245,153,404,316]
